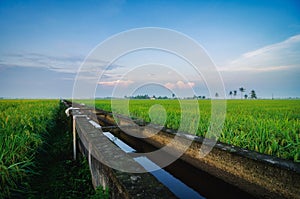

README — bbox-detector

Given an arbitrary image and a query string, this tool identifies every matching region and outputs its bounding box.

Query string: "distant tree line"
[228,87,257,99]
[124,94,207,100]
[125,88,257,100]
[125,95,170,99]
[125,94,150,99]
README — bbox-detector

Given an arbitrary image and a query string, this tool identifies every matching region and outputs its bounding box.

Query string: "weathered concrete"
[72,111,176,199]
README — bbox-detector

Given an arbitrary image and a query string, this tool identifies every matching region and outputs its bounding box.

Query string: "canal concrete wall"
[72,111,176,199]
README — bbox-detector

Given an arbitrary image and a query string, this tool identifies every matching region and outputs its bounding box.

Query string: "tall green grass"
[0,100,59,197]
[92,99,300,162]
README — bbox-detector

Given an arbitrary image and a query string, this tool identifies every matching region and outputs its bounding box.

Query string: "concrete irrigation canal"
[63,100,300,199]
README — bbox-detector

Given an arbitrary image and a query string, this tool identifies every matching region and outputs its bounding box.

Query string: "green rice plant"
[0,99,59,197]
[93,99,300,162]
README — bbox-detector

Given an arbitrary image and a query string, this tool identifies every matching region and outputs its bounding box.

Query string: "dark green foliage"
[27,101,96,198]
[90,186,109,199]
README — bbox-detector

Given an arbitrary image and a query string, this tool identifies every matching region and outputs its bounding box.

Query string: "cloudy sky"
[0,0,299,99]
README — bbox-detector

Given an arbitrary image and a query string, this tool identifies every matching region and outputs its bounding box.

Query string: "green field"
[0,99,59,197]
[93,99,300,162]
[0,100,99,198]
[1,99,299,197]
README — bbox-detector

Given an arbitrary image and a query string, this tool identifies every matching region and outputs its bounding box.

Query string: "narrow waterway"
[102,131,255,199]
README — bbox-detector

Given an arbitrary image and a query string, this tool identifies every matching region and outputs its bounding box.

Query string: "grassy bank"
[27,101,96,198]
[0,100,99,198]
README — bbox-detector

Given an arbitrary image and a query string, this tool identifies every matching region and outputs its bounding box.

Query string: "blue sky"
[0,0,299,98]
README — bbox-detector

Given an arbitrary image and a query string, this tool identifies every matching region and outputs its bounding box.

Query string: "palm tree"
[229,91,233,99]
[233,90,237,98]
[239,87,246,99]
[250,90,257,99]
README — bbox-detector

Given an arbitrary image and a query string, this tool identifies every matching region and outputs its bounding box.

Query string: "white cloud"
[0,53,82,73]
[164,82,176,89]
[0,52,124,74]
[164,81,195,90]
[98,80,134,87]
[220,34,300,72]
